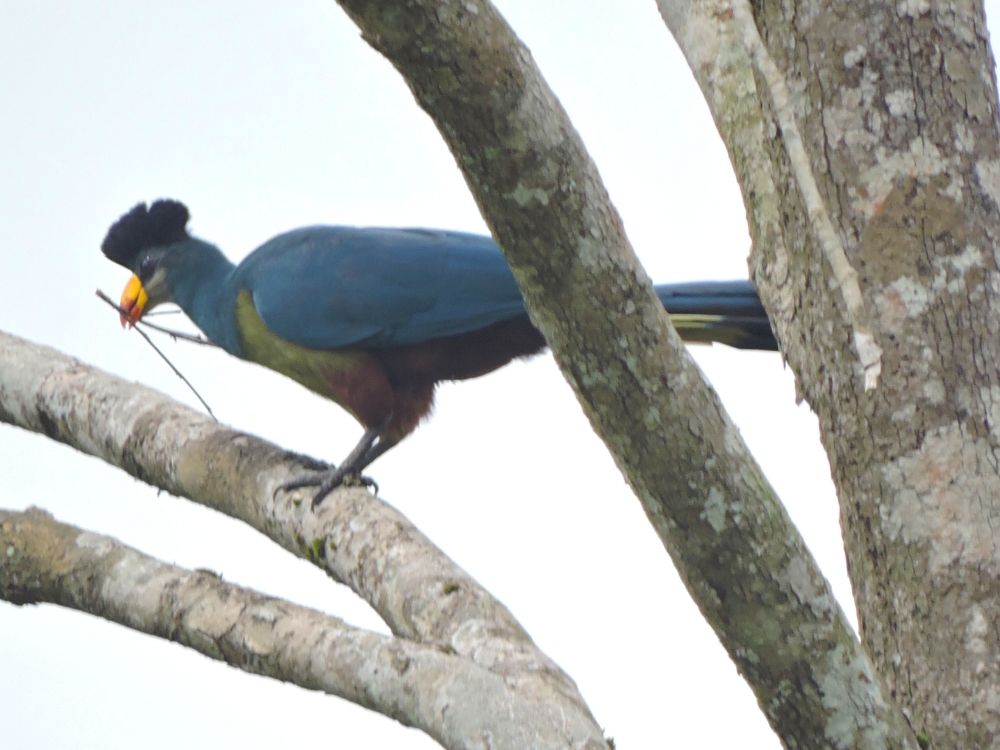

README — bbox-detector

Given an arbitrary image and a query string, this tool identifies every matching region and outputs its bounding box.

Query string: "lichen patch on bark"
[819,644,891,750]
[880,422,1000,574]
[857,139,953,220]
[965,605,988,659]
[701,486,727,533]
[975,158,1000,208]
[885,89,916,118]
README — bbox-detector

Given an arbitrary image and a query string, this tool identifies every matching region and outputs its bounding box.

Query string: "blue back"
[233,227,529,349]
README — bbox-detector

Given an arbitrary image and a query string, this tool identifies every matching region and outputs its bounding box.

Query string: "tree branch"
[0,329,603,747]
[730,0,882,390]
[0,506,604,750]
[654,0,803,380]
[664,0,884,390]
[328,1,914,747]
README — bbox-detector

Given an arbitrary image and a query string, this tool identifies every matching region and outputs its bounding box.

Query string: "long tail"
[654,281,777,351]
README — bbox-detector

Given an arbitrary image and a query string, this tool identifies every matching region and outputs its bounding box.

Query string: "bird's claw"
[343,473,379,494]
[307,470,378,509]
[274,467,378,510]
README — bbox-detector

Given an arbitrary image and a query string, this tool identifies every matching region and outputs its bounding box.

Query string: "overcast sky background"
[1,2,995,748]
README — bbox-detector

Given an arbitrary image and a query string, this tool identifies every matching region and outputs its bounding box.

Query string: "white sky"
[1,1,993,748]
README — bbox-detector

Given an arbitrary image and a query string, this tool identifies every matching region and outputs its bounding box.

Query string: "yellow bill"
[119,274,148,327]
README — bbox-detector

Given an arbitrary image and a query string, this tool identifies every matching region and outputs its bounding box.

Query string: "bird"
[101,199,777,507]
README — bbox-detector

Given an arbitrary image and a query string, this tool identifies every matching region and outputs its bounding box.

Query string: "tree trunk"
[662,0,1000,742]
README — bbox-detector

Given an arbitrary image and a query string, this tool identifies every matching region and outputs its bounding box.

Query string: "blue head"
[101,200,241,354]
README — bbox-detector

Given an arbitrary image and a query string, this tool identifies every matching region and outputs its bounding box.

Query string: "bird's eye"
[139,256,154,279]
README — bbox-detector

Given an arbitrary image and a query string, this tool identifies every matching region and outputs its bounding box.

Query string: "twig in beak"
[95,289,217,420]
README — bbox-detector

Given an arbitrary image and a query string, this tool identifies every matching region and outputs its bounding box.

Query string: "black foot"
[276,467,378,509]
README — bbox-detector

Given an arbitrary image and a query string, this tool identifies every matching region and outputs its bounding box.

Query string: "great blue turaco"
[101,200,776,507]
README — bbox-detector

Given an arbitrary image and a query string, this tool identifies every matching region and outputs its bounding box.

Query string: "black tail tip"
[101,199,190,270]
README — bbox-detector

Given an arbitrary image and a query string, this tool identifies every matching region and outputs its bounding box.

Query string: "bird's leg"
[275,417,392,509]
[354,434,400,473]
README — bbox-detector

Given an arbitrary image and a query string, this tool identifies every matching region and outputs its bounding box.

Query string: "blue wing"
[234,227,529,350]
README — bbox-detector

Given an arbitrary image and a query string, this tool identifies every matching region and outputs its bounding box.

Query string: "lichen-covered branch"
[654,0,804,379]
[0,329,600,739]
[659,0,1000,743]
[663,0,883,390]
[729,0,882,390]
[330,1,913,747]
[0,507,605,750]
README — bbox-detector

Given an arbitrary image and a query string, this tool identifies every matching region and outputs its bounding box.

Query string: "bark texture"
[331,2,913,747]
[659,0,1000,743]
[0,507,602,750]
[0,330,604,749]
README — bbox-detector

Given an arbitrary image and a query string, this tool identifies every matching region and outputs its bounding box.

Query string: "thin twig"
[96,289,221,349]
[144,308,182,317]
[132,325,217,420]
[95,290,219,347]
[140,319,218,345]
[94,289,217,420]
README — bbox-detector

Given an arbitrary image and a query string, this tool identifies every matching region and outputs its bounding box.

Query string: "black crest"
[101,199,191,270]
